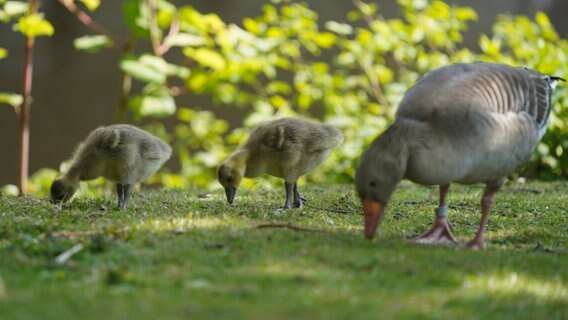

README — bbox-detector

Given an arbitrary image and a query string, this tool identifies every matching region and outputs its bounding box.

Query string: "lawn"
[0,181,567,319]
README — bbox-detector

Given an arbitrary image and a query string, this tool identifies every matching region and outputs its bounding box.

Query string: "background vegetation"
[0,0,567,195]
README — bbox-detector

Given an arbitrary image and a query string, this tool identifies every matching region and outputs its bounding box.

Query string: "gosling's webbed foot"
[292,182,305,209]
[280,201,301,210]
[283,181,301,210]
[292,197,303,209]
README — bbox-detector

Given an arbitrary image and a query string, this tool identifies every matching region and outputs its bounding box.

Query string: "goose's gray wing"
[396,62,562,136]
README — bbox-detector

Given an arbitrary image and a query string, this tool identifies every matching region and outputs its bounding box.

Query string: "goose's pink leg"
[466,190,494,250]
[415,184,457,244]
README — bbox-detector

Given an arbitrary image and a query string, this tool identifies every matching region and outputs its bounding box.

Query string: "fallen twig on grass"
[303,202,360,215]
[255,222,326,233]
[55,243,84,265]
[43,227,130,240]
[511,187,545,194]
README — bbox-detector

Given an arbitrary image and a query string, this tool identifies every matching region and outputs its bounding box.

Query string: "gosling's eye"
[227,177,233,183]
[369,181,376,187]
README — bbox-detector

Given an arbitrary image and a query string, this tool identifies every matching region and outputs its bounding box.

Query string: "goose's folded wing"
[396,63,561,133]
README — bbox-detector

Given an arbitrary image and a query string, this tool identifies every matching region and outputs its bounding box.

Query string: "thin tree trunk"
[18,0,39,195]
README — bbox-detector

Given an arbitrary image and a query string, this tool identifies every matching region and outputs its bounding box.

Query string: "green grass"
[0,181,567,319]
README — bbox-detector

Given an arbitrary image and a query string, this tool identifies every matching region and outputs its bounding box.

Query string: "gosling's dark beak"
[363,199,386,239]
[225,186,236,204]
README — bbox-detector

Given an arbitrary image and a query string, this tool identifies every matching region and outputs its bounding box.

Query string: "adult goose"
[218,117,344,209]
[355,62,564,249]
[51,124,172,209]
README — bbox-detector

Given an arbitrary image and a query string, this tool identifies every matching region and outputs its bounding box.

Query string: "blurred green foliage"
[2,0,567,196]
[0,0,54,110]
[0,0,55,196]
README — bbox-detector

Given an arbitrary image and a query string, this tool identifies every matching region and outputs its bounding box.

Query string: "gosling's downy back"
[63,124,172,183]
[245,117,344,155]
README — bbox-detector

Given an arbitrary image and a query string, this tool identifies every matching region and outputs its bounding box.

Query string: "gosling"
[50,124,172,209]
[217,117,344,209]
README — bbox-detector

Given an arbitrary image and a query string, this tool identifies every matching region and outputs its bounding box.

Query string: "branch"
[17,0,39,195]
[157,18,179,56]
[147,0,179,56]
[57,0,128,50]
[364,68,389,107]
[147,0,161,56]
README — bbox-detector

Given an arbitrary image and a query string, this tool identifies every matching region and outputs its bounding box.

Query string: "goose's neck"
[65,152,101,181]
[64,164,84,182]
[370,120,414,171]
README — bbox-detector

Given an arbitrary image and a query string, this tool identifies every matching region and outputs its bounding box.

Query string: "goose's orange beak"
[363,200,385,239]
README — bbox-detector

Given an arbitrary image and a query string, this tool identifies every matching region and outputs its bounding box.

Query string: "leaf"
[4,1,28,18]
[164,33,207,47]
[0,47,7,59]
[358,2,377,17]
[78,0,100,11]
[325,21,353,35]
[535,12,550,28]
[313,32,337,49]
[183,48,226,71]
[139,54,169,70]
[266,81,291,95]
[178,6,225,34]
[73,35,112,53]
[243,17,262,34]
[177,6,202,29]
[123,0,149,38]
[14,14,54,37]
[186,72,209,92]
[165,64,191,79]
[155,0,176,28]
[120,55,167,84]
[177,107,194,122]
[479,34,501,56]
[455,7,478,21]
[0,92,23,108]
[129,93,176,118]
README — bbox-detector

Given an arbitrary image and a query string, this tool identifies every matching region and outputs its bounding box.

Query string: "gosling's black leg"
[120,183,134,210]
[292,182,304,209]
[116,183,125,209]
[283,182,294,210]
